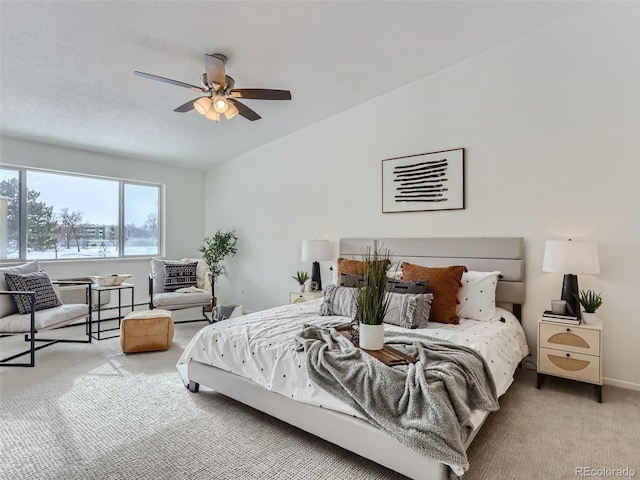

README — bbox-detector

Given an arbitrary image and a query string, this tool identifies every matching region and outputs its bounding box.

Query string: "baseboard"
[603,377,640,391]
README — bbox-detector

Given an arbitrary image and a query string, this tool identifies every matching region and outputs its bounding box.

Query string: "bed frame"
[186,237,525,480]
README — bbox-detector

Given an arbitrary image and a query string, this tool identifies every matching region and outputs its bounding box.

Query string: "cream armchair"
[148,258,213,324]
[0,261,92,367]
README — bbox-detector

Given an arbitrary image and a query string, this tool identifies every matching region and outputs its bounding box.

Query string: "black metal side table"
[91,283,134,340]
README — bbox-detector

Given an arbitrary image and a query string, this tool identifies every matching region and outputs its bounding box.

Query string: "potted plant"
[351,246,391,350]
[198,229,239,305]
[292,270,310,292]
[574,289,603,324]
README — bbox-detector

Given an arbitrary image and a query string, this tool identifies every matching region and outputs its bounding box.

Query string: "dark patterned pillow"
[385,278,428,294]
[5,271,63,314]
[338,272,364,287]
[163,261,198,292]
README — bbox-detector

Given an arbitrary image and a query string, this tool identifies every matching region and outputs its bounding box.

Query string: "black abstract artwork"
[382,148,464,213]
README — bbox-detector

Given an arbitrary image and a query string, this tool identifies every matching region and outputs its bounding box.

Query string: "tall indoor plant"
[352,246,391,350]
[198,229,239,305]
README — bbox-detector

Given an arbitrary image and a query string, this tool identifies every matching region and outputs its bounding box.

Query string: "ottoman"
[120,309,174,353]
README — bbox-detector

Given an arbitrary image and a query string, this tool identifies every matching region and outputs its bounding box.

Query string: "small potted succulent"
[292,270,310,292]
[574,289,603,324]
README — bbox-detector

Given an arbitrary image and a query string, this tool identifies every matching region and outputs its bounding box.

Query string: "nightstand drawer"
[539,347,601,384]
[539,323,600,356]
[289,291,323,304]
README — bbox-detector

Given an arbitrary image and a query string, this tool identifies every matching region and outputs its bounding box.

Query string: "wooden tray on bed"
[337,327,417,366]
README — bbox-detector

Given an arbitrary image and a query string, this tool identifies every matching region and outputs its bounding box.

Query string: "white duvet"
[177,299,529,418]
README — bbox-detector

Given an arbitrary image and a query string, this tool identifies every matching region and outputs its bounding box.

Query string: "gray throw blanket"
[294,325,499,474]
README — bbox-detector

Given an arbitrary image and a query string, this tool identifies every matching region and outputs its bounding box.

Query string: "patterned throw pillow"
[319,285,357,318]
[163,261,198,292]
[401,263,467,325]
[385,278,428,294]
[4,271,63,315]
[457,271,501,321]
[384,292,434,328]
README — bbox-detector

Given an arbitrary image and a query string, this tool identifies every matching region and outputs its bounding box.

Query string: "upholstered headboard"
[338,237,525,319]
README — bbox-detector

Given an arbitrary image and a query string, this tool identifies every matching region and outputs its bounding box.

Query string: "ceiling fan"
[134,53,291,122]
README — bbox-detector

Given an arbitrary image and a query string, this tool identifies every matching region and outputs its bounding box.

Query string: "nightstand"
[537,317,603,402]
[289,290,323,304]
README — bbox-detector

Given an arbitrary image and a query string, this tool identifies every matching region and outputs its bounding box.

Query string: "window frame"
[0,165,164,262]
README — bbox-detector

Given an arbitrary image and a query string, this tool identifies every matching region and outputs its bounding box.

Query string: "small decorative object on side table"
[537,316,603,402]
[289,290,323,304]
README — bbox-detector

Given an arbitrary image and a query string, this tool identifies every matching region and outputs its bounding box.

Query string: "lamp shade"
[301,240,332,262]
[542,240,600,274]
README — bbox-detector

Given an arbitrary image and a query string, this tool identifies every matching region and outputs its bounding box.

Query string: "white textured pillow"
[457,271,500,321]
[384,292,433,328]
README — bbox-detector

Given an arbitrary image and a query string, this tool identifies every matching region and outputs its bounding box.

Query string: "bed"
[177,237,529,479]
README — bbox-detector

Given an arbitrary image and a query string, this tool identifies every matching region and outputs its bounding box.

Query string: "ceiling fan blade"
[173,97,206,113]
[230,89,292,100]
[134,71,204,92]
[229,99,261,121]
[204,54,226,89]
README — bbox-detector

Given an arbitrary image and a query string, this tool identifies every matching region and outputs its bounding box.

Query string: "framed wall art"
[382,148,465,213]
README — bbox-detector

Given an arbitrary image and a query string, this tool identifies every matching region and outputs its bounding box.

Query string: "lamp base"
[310,261,322,291]
[561,274,581,320]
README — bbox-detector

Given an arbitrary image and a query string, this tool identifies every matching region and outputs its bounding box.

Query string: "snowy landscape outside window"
[0,167,161,260]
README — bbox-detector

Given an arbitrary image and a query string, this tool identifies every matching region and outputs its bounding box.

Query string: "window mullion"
[19,169,27,260]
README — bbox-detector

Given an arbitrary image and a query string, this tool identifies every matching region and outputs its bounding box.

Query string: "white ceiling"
[0,1,588,170]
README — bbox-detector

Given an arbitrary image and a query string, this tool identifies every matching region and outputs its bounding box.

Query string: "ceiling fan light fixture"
[205,108,220,122]
[212,95,229,114]
[193,97,211,115]
[224,102,239,120]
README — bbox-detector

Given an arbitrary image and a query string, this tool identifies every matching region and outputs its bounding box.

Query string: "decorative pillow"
[0,260,41,318]
[319,284,357,318]
[384,292,433,328]
[401,263,467,324]
[338,272,363,287]
[385,278,428,294]
[337,257,391,282]
[163,261,198,292]
[4,271,62,315]
[457,271,500,321]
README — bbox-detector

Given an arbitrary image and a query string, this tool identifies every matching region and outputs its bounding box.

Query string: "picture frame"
[382,148,465,213]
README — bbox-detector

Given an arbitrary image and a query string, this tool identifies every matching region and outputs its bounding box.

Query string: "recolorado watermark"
[576,467,636,477]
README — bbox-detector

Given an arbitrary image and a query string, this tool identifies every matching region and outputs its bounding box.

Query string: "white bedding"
[177,299,529,419]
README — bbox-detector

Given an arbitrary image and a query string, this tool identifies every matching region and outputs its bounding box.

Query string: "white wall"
[0,137,206,304]
[205,3,640,388]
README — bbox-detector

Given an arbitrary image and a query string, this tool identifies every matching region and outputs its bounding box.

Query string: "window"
[0,167,162,260]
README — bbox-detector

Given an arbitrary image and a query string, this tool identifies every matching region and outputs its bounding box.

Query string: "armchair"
[0,261,92,367]
[149,259,213,324]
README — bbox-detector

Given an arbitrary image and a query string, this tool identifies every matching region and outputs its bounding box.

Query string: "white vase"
[582,312,597,324]
[359,323,384,350]
[298,284,305,292]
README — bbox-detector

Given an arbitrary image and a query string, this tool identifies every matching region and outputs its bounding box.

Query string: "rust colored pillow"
[337,257,391,285]
[400,263,467,324]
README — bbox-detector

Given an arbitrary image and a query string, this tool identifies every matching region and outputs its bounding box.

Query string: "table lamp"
[301,240,332,291]
[542,239,600,319]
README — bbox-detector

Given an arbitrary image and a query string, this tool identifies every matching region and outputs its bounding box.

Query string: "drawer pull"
[566,328,571,332]
[566,353,570,357]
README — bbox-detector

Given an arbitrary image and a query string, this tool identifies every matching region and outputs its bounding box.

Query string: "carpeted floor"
[1,319,638,480]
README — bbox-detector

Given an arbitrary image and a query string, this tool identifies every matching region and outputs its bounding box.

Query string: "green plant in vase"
[292,270,310,292]
[574,289,602,324]
[198,229,239,305]
[351,246,391,350]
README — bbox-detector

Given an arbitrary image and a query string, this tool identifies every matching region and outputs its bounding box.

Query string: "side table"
[289,290,323,304]
[537,317,603,402]
[91,282,135,340]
